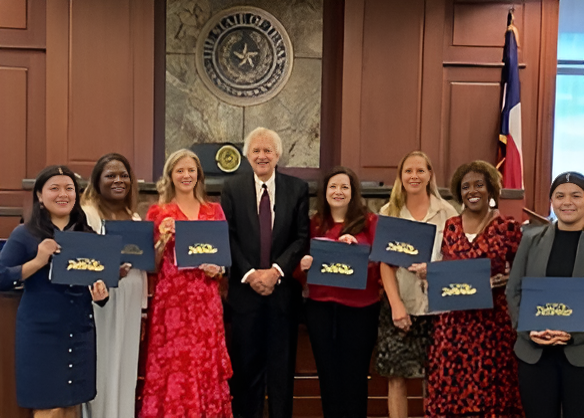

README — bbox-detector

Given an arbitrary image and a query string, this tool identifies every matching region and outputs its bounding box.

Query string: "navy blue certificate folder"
[307,239,370,290]
[427,258,493,312]
[51,231,123,288]
[370,215,436,267]
[104,220,155,272]
[174,220,232,268]
[518,277,584,332]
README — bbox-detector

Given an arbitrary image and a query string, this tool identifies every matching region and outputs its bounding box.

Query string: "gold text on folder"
[320,263,354,275]
[67,258,105,271]
[386,241,419,255]
[189,244,218,255]
[441,283,477,297]
[536,303,573,317]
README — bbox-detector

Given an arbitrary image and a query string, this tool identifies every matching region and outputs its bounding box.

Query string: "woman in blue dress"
[0,165,109,418]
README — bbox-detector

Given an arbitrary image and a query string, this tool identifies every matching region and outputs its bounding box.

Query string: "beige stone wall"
[165,0,323,168]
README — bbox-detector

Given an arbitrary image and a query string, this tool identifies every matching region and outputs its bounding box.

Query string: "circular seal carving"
[196,7,294,106]
[215,144,242,173]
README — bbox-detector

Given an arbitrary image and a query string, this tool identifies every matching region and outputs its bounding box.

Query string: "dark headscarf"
[549,171,584,198]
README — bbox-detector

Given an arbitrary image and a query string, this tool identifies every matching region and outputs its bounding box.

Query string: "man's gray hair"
[243,127,283,158]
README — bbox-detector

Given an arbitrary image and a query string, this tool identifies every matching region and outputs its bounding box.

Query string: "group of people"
[0,126,583,418]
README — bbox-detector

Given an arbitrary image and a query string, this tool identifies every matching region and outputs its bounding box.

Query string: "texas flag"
[497,11,523,189]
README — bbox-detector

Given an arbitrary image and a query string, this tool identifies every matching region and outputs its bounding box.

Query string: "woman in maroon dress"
[139,149,232,418]
[425,161,524,418]
[297,166,381,418]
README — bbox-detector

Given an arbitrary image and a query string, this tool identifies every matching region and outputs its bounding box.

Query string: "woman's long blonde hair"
[157,149,208,205]
[382,151,442,217]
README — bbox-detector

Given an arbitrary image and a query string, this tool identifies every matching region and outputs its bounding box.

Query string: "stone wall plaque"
[195,6,294,106]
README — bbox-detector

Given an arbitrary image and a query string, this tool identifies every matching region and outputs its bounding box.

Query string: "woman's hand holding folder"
[408,262,427,281]
[300,255,313,271]
[156,217,175,251]
[338,234,358,245]
[199,263,223,279]
[89,280,109,302]
[21,239,61,281]
[119,262,132,279]
[490,273,509,288]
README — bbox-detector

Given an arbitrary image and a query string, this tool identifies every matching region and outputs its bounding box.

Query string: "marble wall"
[165,0,323,168]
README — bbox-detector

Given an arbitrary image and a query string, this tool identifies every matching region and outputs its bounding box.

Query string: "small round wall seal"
[196,6,294,106]
[215,144,241,173]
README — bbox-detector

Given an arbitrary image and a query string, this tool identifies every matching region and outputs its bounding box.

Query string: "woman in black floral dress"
[375,151,457,418]
[425,161,523,418]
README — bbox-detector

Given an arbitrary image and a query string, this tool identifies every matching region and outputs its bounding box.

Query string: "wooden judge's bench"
[0,182,526,418]
[0,290,31,418]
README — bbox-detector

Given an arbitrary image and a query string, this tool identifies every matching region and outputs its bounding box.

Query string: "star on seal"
[233,43,259,68]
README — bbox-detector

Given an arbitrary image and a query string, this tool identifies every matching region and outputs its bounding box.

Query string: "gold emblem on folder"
[441,284,477,297]
[216,145,241,173]
[67,258,105,272]
[536,303,573,317]
[188,244,219,255]
[386,241,419,255]
[320,263,354,275]
[121,244,143,255]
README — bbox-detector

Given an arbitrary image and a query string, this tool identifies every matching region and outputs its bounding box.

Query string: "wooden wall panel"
[452,3,524,48]
[0,66,27,189]
[0,293,30,418]
[0,0,27,29]
[444,1,525,64]
[0,50,47,179]
[420,0,447,185]
[359,0,424,169]
[45,0,69,169]
[339,0,556,212]
[0,217,22,239]
[0,0,45,48]
[132,0,155,181]
[340,0,365,175]
[443,79,501,181]
[68,0,134,176]
[533,0,559,215]
[516,1,542,211]
[46,0,155,180]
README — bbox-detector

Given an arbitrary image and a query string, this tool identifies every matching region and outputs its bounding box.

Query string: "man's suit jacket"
[222,171,309,314]
[507,222,584,366]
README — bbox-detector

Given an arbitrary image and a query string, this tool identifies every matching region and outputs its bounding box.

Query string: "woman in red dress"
[425,161,524,418]
[139,149,232,418]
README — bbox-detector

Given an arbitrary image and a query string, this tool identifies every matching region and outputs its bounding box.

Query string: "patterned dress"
[139,202,232,418]
[425,215,524,418]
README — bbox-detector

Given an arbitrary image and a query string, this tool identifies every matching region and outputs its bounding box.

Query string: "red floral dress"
[425,215,523,418]
[139,202,233,418]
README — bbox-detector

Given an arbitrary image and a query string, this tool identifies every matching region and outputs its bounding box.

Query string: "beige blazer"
[379,195,458,315]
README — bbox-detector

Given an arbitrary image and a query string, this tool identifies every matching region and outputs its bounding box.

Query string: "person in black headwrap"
[507,171,584,418]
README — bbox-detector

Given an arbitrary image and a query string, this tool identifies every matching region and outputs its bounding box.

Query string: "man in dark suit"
[222,127,309,418]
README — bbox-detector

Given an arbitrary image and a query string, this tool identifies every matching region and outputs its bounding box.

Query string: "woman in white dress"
[81,153,147,418]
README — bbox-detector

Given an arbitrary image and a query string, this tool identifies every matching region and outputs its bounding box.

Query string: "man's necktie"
[259,184,272,269]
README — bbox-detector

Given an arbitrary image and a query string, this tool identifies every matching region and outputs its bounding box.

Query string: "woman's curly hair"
[450,160,502,206]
